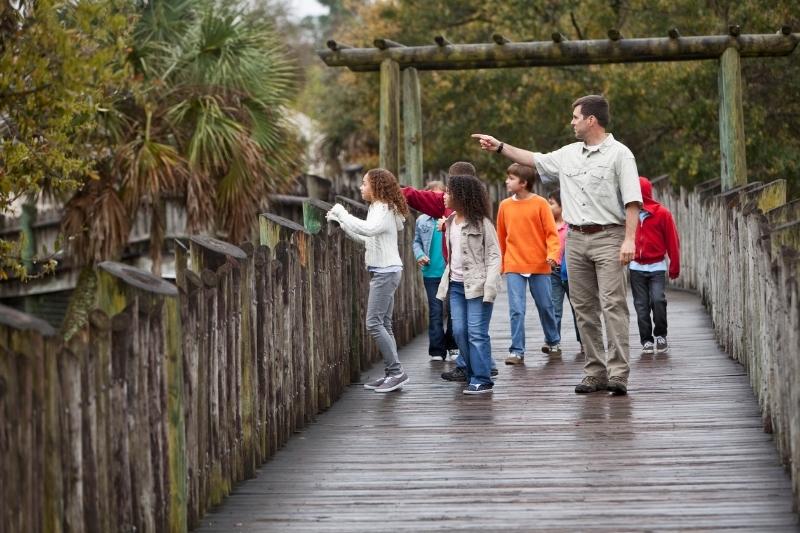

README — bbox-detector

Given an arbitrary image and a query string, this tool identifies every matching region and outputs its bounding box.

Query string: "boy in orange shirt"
[497,164,562,364]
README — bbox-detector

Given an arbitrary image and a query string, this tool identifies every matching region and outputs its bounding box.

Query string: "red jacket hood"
[640,176,661,214]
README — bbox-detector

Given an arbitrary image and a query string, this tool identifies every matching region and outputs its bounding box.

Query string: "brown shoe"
[574,375,608,394]
[607,376,628,395]
[504,354,524,365]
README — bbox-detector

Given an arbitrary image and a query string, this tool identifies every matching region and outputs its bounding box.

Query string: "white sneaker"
[642,341,655,355]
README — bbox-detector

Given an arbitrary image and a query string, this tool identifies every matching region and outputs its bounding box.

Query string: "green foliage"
[61,0,304,273]
[2,0,304,280]
[306,0,800,197]
[0,0,131,279]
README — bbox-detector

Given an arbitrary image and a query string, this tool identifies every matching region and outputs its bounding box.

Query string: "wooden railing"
[656,177,800,511]
[0,197,426,532]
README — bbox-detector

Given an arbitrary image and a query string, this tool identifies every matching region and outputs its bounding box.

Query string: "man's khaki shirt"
[533,133,642,226]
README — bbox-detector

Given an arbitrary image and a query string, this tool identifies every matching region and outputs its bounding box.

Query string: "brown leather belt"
[568,223,622,234]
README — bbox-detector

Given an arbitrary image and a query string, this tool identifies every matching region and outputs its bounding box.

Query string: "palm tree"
[63,0,304,275]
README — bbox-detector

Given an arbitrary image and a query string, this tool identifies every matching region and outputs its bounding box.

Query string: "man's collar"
[582,133,614,153]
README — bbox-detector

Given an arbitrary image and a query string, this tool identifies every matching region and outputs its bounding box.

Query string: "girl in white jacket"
[326,168,410,393]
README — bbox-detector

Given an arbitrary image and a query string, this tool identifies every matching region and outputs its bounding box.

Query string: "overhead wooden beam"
[434,35,451,47]
[326,40,352,51]
[492,33,511,45]
[374,38,405,50]
[318,33,799,71]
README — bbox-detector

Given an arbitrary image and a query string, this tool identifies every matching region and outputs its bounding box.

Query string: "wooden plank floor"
[197,287,799,532]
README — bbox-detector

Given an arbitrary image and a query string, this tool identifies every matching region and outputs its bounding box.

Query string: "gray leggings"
[366,271,403,376]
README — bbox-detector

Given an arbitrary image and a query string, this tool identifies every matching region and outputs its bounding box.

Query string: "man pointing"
[473,94,642,395]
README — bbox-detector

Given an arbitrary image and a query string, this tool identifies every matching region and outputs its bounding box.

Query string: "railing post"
[380,58,401,177]
[94,261,186,533]
[718,46,748,190]
[402,67,423,187]
[0,305,59,533]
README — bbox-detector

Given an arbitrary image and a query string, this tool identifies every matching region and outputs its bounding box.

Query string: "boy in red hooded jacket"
[630,176,680,354]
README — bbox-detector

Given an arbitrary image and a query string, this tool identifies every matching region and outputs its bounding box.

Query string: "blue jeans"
[449,282,494,386]
[506,273,560,355]
[550,270,581,344]
[423,277,458,357]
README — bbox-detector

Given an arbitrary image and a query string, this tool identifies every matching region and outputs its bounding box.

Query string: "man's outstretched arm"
[472,133,537,166]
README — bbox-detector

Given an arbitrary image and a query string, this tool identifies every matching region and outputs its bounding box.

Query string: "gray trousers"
[366,271,403,376]
[566,226,631,380]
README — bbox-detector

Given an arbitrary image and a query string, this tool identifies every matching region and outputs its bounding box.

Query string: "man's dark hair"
[548,188,561,207]
[572,94,610,128]
[507,163,538,192]
[448,161,476,177]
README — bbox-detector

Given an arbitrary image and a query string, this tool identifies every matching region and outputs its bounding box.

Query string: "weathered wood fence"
[0,197,426,532]
[657,176,800,511]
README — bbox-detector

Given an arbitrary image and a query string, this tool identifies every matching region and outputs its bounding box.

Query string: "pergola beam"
[318,33,799,71]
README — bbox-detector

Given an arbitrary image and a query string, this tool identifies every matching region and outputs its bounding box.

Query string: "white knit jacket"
[328,202,405,269]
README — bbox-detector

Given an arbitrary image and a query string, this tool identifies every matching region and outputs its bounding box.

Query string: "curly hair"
[366,168,409,216]
[447,175,491,225]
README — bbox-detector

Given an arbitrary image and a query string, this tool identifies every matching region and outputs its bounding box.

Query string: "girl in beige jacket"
[437,175,502,395]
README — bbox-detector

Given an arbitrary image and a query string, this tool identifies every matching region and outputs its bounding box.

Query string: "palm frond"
[61,177,130,266]
[216,133,267,243]
[185,168,215,234]
[117,123,188,214]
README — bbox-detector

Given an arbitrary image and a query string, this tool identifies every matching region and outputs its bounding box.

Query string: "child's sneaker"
[655,336,668,353]
[504,354,524,365]
[545,344,562,357]
[463,383,493,395]
[375,373,409,392]
[641,341,655,355]
[441,367,467,382]
[363,375,386,389]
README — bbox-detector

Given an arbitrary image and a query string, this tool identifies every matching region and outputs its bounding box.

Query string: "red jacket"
[402,187,453,261]
[635,177,680,279]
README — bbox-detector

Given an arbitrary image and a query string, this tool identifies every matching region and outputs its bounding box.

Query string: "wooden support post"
[718,46,748,190]
[380,59,401,177]
[402,67,423,187]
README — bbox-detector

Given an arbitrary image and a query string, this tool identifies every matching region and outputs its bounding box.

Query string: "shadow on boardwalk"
[197,288,799,532]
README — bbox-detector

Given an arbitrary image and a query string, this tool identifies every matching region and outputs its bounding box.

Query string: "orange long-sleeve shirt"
[496,194,560,274]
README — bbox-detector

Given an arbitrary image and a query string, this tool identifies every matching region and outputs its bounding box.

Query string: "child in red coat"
[630,177,681,354]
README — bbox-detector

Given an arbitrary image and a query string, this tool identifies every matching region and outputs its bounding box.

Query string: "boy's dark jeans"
[423,277,458,357]
[629,269,668,345]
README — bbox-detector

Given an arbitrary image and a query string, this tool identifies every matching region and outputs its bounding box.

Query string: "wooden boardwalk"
[196,287,799,532]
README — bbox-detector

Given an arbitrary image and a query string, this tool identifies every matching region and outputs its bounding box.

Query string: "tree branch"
[569,11,584,40]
